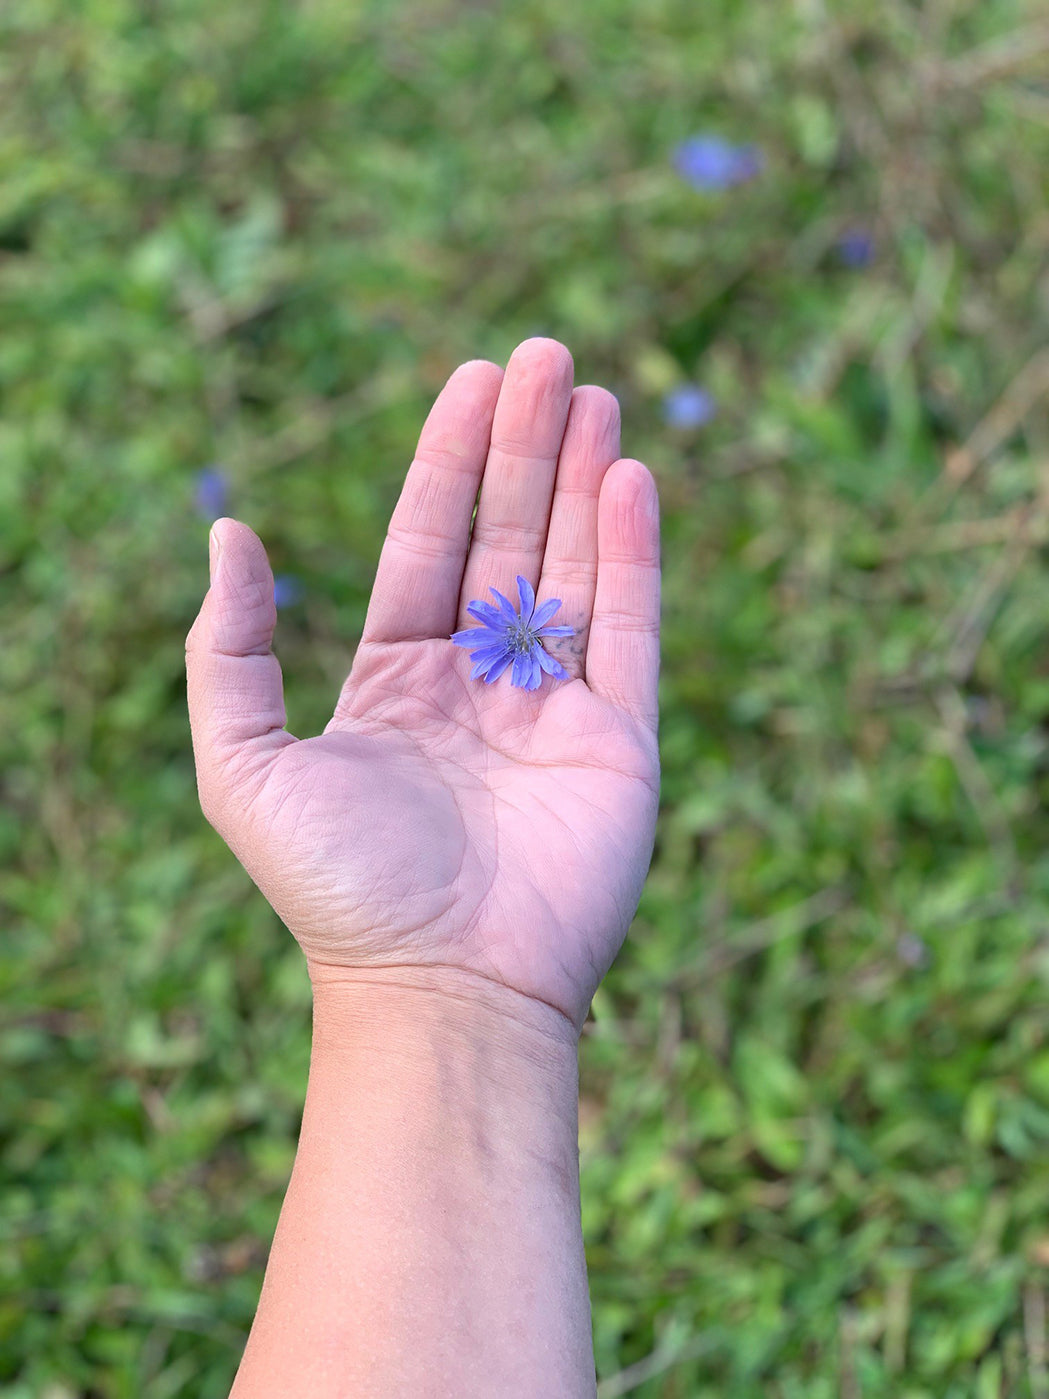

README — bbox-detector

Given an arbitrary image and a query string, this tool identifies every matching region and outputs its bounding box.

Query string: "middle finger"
[456,337,574,628]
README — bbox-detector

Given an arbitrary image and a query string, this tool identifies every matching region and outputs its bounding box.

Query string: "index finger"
[361,359,504,644]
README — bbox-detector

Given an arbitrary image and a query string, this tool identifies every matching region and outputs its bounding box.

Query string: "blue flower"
[194,465,229,520]
[673,135,764,192]
[663,384,716,429]
[451,576,574,691]
[837,227,874,268]
[273,574,304,609]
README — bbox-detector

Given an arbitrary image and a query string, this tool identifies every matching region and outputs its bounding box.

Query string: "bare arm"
[230,969,596,1398]
[185,338,660,1397]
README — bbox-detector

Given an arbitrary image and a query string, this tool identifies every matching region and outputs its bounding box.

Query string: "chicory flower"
[451,575,573,691]
[663,384,717,429]
[673,135,764,191]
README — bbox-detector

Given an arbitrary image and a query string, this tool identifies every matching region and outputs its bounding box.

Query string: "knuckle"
[471,517,547,551]
[184,607,207,655]
[488,434,556,463]
[194,756,243,835]
[541,560,597,589]
[412,442,474,475]
[386,520,458,557]
[600,607,659,635]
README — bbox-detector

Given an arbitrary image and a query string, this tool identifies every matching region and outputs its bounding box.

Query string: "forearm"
[229,966,597,1398]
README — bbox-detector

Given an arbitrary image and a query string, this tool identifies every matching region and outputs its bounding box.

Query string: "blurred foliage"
[2,0,1049,1394]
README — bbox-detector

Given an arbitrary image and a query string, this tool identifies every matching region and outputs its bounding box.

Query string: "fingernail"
[209,526,221,577]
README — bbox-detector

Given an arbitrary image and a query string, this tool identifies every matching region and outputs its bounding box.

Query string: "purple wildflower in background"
[897,933,930,968]
[451,575,573,691]
[663,384,717,429]
[837,227,875,268]
[673,135,764,192]
[194,465,229,520]
[273,575,304,609]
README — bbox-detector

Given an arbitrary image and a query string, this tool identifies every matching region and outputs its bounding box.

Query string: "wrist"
[307,960,582,1097]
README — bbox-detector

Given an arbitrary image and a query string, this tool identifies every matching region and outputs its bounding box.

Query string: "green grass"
[3,0,1049,1394]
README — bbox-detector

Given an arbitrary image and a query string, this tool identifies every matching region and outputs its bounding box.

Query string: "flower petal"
[537,646,569,680]
[482,653,513,684]
[468,642,510,667]
[536,623,574,637]
[516,575,536,625]
[526,655,543,689]
[466,600,506,628]
[510,653,533,689]
[451,626,502,648]
[488,587,520,624]
[471,651,506,678]
[529,597,562,629]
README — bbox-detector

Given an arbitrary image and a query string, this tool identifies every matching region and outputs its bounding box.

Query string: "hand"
[185,338,660,1035]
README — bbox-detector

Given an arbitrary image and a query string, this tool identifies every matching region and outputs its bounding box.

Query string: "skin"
[186,337,661,1036]
[185,337,661,1396]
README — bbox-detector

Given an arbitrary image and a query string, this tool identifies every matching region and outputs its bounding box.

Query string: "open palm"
[186,339,660,1034]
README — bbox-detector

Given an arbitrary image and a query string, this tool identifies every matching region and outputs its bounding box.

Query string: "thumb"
[185,517,296,826]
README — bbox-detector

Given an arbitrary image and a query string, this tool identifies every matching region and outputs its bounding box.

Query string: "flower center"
[508,621,535,656]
